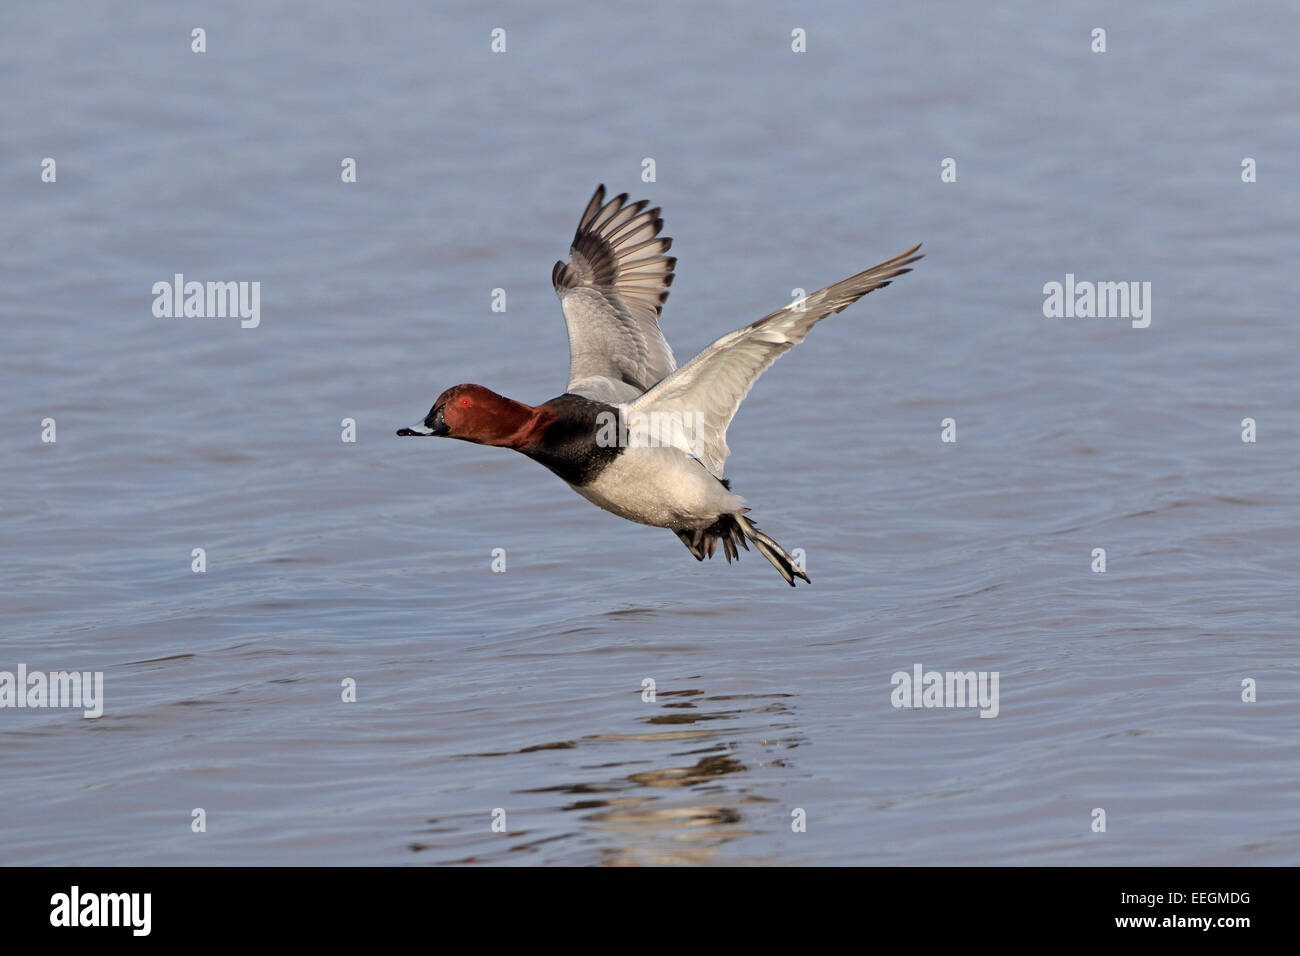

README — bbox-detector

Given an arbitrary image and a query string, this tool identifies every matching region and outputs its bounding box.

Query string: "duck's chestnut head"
[397,384,537,447]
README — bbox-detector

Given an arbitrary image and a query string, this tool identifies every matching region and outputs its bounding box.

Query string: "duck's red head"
[397,384,538,448]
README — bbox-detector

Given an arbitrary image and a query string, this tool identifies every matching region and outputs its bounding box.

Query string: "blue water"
[2,0,1297,865]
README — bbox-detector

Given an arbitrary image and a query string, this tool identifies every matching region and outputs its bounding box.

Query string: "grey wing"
[553,184,678,404]
[627,243,923,478]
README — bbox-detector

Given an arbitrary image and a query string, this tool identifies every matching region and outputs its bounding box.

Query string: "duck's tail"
[673,512,811,587]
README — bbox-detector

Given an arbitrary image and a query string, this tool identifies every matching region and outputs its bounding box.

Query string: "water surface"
[2,1,1298,865]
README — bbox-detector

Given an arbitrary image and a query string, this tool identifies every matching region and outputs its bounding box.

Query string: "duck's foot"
[672,513,810,587]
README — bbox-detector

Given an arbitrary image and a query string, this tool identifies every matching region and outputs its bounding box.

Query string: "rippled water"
[3,1,1298,865]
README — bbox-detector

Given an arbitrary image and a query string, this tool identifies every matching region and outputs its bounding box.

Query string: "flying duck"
[399,185,921,585]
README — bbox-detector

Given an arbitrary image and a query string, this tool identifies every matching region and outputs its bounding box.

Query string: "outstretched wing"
[626,244,923,478]
[553,185,678,404]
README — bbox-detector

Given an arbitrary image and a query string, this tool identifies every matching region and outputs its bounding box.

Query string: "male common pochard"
[399,185,921,585]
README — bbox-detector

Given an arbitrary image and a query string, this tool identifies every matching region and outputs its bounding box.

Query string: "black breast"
[522,394,622,487]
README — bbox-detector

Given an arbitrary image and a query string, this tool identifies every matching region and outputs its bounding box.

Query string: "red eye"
[461,398,471,407]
